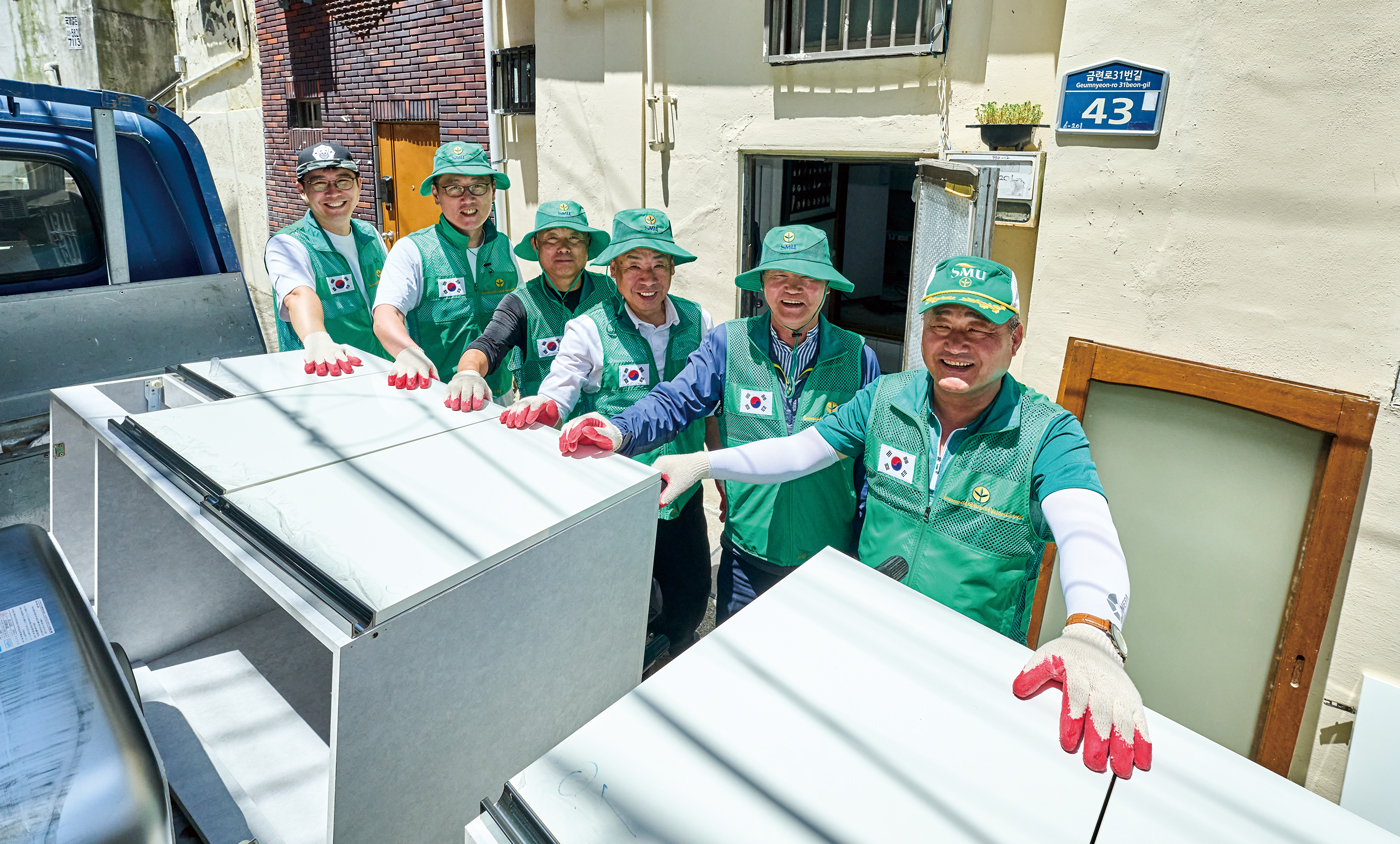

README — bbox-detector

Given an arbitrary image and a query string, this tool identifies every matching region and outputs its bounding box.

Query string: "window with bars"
[492,45,535,115]
[289,98,323,129]
[765,0,950,64]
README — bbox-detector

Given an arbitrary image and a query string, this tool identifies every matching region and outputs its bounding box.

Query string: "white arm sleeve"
[538,315,604,415]
[265,234,315,321]
[1042,488,1132,626]
[709,427,840,483]
[373,238,424,316]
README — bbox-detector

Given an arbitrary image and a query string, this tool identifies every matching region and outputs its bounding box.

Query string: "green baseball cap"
[418,141,511,196]
[918,256,1020,324]
[590,208,697,267]
[733,225,853,292]
[514,200,611,261]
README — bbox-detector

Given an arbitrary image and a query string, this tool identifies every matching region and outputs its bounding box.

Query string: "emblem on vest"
[536,336,562,357]
[327,274,355,295]
[618,364,650,387]
[739,389,773,416]
[825,400,839,415]
[972,485,991,505]
[877,444,917,485]
[438,278,466,298]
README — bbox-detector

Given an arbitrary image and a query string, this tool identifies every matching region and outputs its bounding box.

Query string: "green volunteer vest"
[404,216,518,391]
[859,370,1063,643]
[586,296,706,520]
[718,315,865,567]
[516,270,618,416]
[272,211,387,358]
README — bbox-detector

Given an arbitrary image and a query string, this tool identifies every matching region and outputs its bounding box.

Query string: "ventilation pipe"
[483,0,510,236]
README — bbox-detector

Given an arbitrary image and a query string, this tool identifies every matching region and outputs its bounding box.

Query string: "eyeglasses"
[438,182,492,198]
[305,176,358,193]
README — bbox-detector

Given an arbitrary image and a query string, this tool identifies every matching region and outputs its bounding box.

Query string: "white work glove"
[444,370,492,412]
[652,453,711,510]
[558,412,623,454]
[388,347,438,390]
[499,396,560,429]
[302,331,362,377]
[1013,622,1152,778]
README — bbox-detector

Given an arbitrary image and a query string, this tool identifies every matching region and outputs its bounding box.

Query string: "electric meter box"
[943,150,1046,227]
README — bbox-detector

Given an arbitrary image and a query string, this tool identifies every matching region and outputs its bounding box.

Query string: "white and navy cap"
[296,141,359,178]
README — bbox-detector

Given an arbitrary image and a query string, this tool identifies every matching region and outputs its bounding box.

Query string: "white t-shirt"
[265,229,372,321]
[374,236,520,317]
[539,297,714,415]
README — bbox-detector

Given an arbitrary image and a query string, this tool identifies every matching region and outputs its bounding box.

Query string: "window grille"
[765,0,950,65]
[492,45,535,116]
[290,98,323,129]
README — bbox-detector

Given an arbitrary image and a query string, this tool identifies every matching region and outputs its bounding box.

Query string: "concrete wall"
[172,0,274,347]
[515,0,1065,329]
[1,0,101,88]
[93,0,177,96]
[1026,0,1400,801]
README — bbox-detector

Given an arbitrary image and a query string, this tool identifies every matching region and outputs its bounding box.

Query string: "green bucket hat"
[418,141,511,196]
[513,200,612,261]
[918,256,1020,324]
[590,208,697,267]
[734,225,853,292]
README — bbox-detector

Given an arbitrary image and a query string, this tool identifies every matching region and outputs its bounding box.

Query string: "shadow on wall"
[772,59,946,120]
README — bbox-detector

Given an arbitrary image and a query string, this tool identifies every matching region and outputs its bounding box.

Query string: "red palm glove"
[388,347,438,390]
[499,396,561,429]
[558,413,623,455]
[1013,623,1152,779]
[301,332,363,376]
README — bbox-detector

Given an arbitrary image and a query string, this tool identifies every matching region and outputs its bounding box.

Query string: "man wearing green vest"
[504,209,715,653]
[373,142,519,392]
[646,255,1152,780]
[444,201,617,412]
[558,225,881,624]
[265,141,387,375]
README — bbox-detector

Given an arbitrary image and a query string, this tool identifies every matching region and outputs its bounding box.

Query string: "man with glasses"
[265,141,387,375]
[373,142,518,392]
[444,201,617,413]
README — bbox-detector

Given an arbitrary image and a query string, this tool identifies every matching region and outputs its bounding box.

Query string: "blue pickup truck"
[0,80,265,525]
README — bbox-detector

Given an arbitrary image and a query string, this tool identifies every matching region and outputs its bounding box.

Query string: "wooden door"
[375,122,440,246]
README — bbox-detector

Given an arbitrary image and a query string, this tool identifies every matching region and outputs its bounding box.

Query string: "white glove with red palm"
[302,332,362,377]
[652,453,711,509]
[558,413,623,454]
[444,370,492,412]
[1013,622,1151,778]
[389,347,438,390]
[500,396,561,429]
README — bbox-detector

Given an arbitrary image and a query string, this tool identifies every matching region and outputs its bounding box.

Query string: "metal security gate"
[903,159,998,370]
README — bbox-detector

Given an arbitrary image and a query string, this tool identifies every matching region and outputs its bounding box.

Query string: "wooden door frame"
[1024,337,1378,775]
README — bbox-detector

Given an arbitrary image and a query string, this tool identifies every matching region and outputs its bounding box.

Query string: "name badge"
[877,444,917,485]
[618,364,650,387]
[536,336,562,357]
[438,277,466,298]
[739,389,774,416]
[327,274,355,295]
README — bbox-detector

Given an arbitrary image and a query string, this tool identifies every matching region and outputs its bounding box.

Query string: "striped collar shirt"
[769,323,820,392]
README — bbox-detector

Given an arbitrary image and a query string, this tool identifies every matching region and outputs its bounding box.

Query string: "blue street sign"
[1057,59,1169,136]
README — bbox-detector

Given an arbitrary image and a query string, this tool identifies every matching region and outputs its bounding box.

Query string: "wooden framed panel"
[1028,338,1377,775]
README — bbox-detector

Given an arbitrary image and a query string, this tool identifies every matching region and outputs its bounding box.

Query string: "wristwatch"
[1067,612,1128,662]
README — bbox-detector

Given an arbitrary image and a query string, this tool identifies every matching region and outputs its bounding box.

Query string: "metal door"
[903,159,999,370]
[375,122,440,246]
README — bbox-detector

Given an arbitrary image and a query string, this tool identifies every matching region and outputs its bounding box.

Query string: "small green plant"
[975,101,1044,124]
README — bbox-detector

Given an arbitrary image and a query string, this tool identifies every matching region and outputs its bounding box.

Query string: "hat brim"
[734,258,854,293]
[418,165,511,196]
[590,237,698,267]
[917,290,1018,324]
[513,221,613,261]
[297,160,359,178]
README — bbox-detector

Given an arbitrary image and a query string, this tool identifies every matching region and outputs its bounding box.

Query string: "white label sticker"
[738,389,774,416]
[1141,91,1159,111]
[617,364,650,387]
[536,336,563,357]
[877,444,917,485]
[0,599,55,653]
[327,274,355,295]
[437,277,466,298]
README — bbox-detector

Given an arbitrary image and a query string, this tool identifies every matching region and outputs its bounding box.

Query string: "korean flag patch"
[878,444,917,485]
[739,389,773,416]
[618,364,650,387]
[327,274,355,295]
[536,336,562,357]
[438,277,466,298]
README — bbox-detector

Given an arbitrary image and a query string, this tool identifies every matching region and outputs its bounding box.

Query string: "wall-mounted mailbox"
[943,151,1045,227]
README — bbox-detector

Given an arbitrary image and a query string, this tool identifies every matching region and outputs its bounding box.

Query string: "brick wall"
[256,0,488,233]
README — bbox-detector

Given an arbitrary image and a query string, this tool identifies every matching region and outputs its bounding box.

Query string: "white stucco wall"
[170,0,274,348]
[1026,0,1400,801]
[518,0,1066,327]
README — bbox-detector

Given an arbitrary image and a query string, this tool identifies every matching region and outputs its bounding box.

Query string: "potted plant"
[967,102,1048,151]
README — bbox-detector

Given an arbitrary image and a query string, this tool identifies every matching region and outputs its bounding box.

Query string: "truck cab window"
[0,158,101,285]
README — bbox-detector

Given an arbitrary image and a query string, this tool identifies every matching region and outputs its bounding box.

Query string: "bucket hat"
[513,200,611,261]
[733,225,853,292]
[419,141,511,195]
[590,208,697,267]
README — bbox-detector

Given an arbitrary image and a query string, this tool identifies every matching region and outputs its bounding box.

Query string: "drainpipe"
[642,0,653,207]
[175,0,251,118]
[483,0,509,236]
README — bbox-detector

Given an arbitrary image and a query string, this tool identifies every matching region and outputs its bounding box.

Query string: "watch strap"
[1067,613,1111,632]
